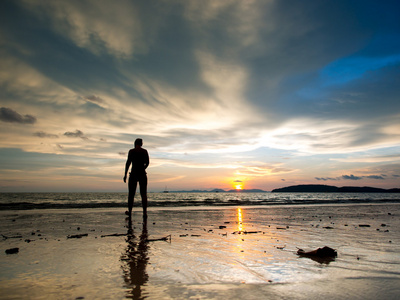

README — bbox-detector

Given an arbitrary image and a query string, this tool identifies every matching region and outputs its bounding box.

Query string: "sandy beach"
[1,204,399,299]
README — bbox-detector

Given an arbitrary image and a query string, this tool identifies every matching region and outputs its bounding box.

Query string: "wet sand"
[1,204,399,299]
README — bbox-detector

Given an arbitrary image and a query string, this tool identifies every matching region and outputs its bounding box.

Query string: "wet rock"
[297,246,337,258]
[297,246,337,264]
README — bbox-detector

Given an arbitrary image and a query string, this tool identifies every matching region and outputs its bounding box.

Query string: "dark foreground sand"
[1,204,399,299]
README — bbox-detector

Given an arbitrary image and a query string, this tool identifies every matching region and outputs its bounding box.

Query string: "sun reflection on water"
[237,207,243,233]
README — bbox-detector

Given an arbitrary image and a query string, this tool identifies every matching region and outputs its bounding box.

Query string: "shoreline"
[1,204,399,299]
[1,201,400,213]
[1,199,400,212]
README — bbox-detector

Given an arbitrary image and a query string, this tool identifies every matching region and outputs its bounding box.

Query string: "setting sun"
[235,184,243,190]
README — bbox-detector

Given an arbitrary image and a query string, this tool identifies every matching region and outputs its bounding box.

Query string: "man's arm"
[123,152,132,183]
[144,150,149,170]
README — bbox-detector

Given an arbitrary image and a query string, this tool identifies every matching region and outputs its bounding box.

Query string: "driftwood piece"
[101,233,127,238]
[2,234,22,239]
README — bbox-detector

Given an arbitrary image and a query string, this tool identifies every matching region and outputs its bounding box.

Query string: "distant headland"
[271,184,400,193]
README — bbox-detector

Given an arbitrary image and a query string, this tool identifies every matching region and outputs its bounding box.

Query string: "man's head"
[134,138,143,147]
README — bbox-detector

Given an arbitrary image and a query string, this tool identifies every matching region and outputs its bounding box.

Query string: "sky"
[0,0,400,192]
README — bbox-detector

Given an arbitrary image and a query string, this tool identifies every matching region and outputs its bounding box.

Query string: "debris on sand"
[147,235,171,242]
[67,233,88,239]
[5,248,19,254]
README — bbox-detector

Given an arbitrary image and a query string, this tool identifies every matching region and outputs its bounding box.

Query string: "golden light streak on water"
[237,207,243,233]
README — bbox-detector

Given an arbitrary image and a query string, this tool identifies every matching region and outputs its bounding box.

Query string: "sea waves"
[0,192,399,210]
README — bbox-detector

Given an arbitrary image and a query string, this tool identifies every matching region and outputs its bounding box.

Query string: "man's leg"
[128,177,138,218]
[139,176,148,218]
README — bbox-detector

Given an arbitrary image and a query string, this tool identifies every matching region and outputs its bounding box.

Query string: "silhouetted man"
[124,138,149,219]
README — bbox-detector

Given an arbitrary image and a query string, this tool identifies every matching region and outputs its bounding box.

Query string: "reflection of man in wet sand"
[123,138,149,219]
[121,218,149,299]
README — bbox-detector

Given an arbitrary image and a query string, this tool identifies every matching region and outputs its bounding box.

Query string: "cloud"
[364,175,385,180]
[332,153,400,163]
[0,107,37,124]
[20,0,149,58]
[64,130,88,140]
[316,174,387,181]
[341,174,386,180]
[33,131,58,138]
[315,177,339,181]
[84,95,104,104]
[1,1,400,191]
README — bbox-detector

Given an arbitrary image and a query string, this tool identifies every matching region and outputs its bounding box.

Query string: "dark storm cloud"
[0,107,37,124]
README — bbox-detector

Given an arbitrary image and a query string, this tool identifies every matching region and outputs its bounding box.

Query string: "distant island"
[164,185,400,193]
[271,184,400,193]
[169,188,268,193]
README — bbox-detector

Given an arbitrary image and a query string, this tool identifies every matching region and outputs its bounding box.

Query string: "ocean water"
[0,192,399,210]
